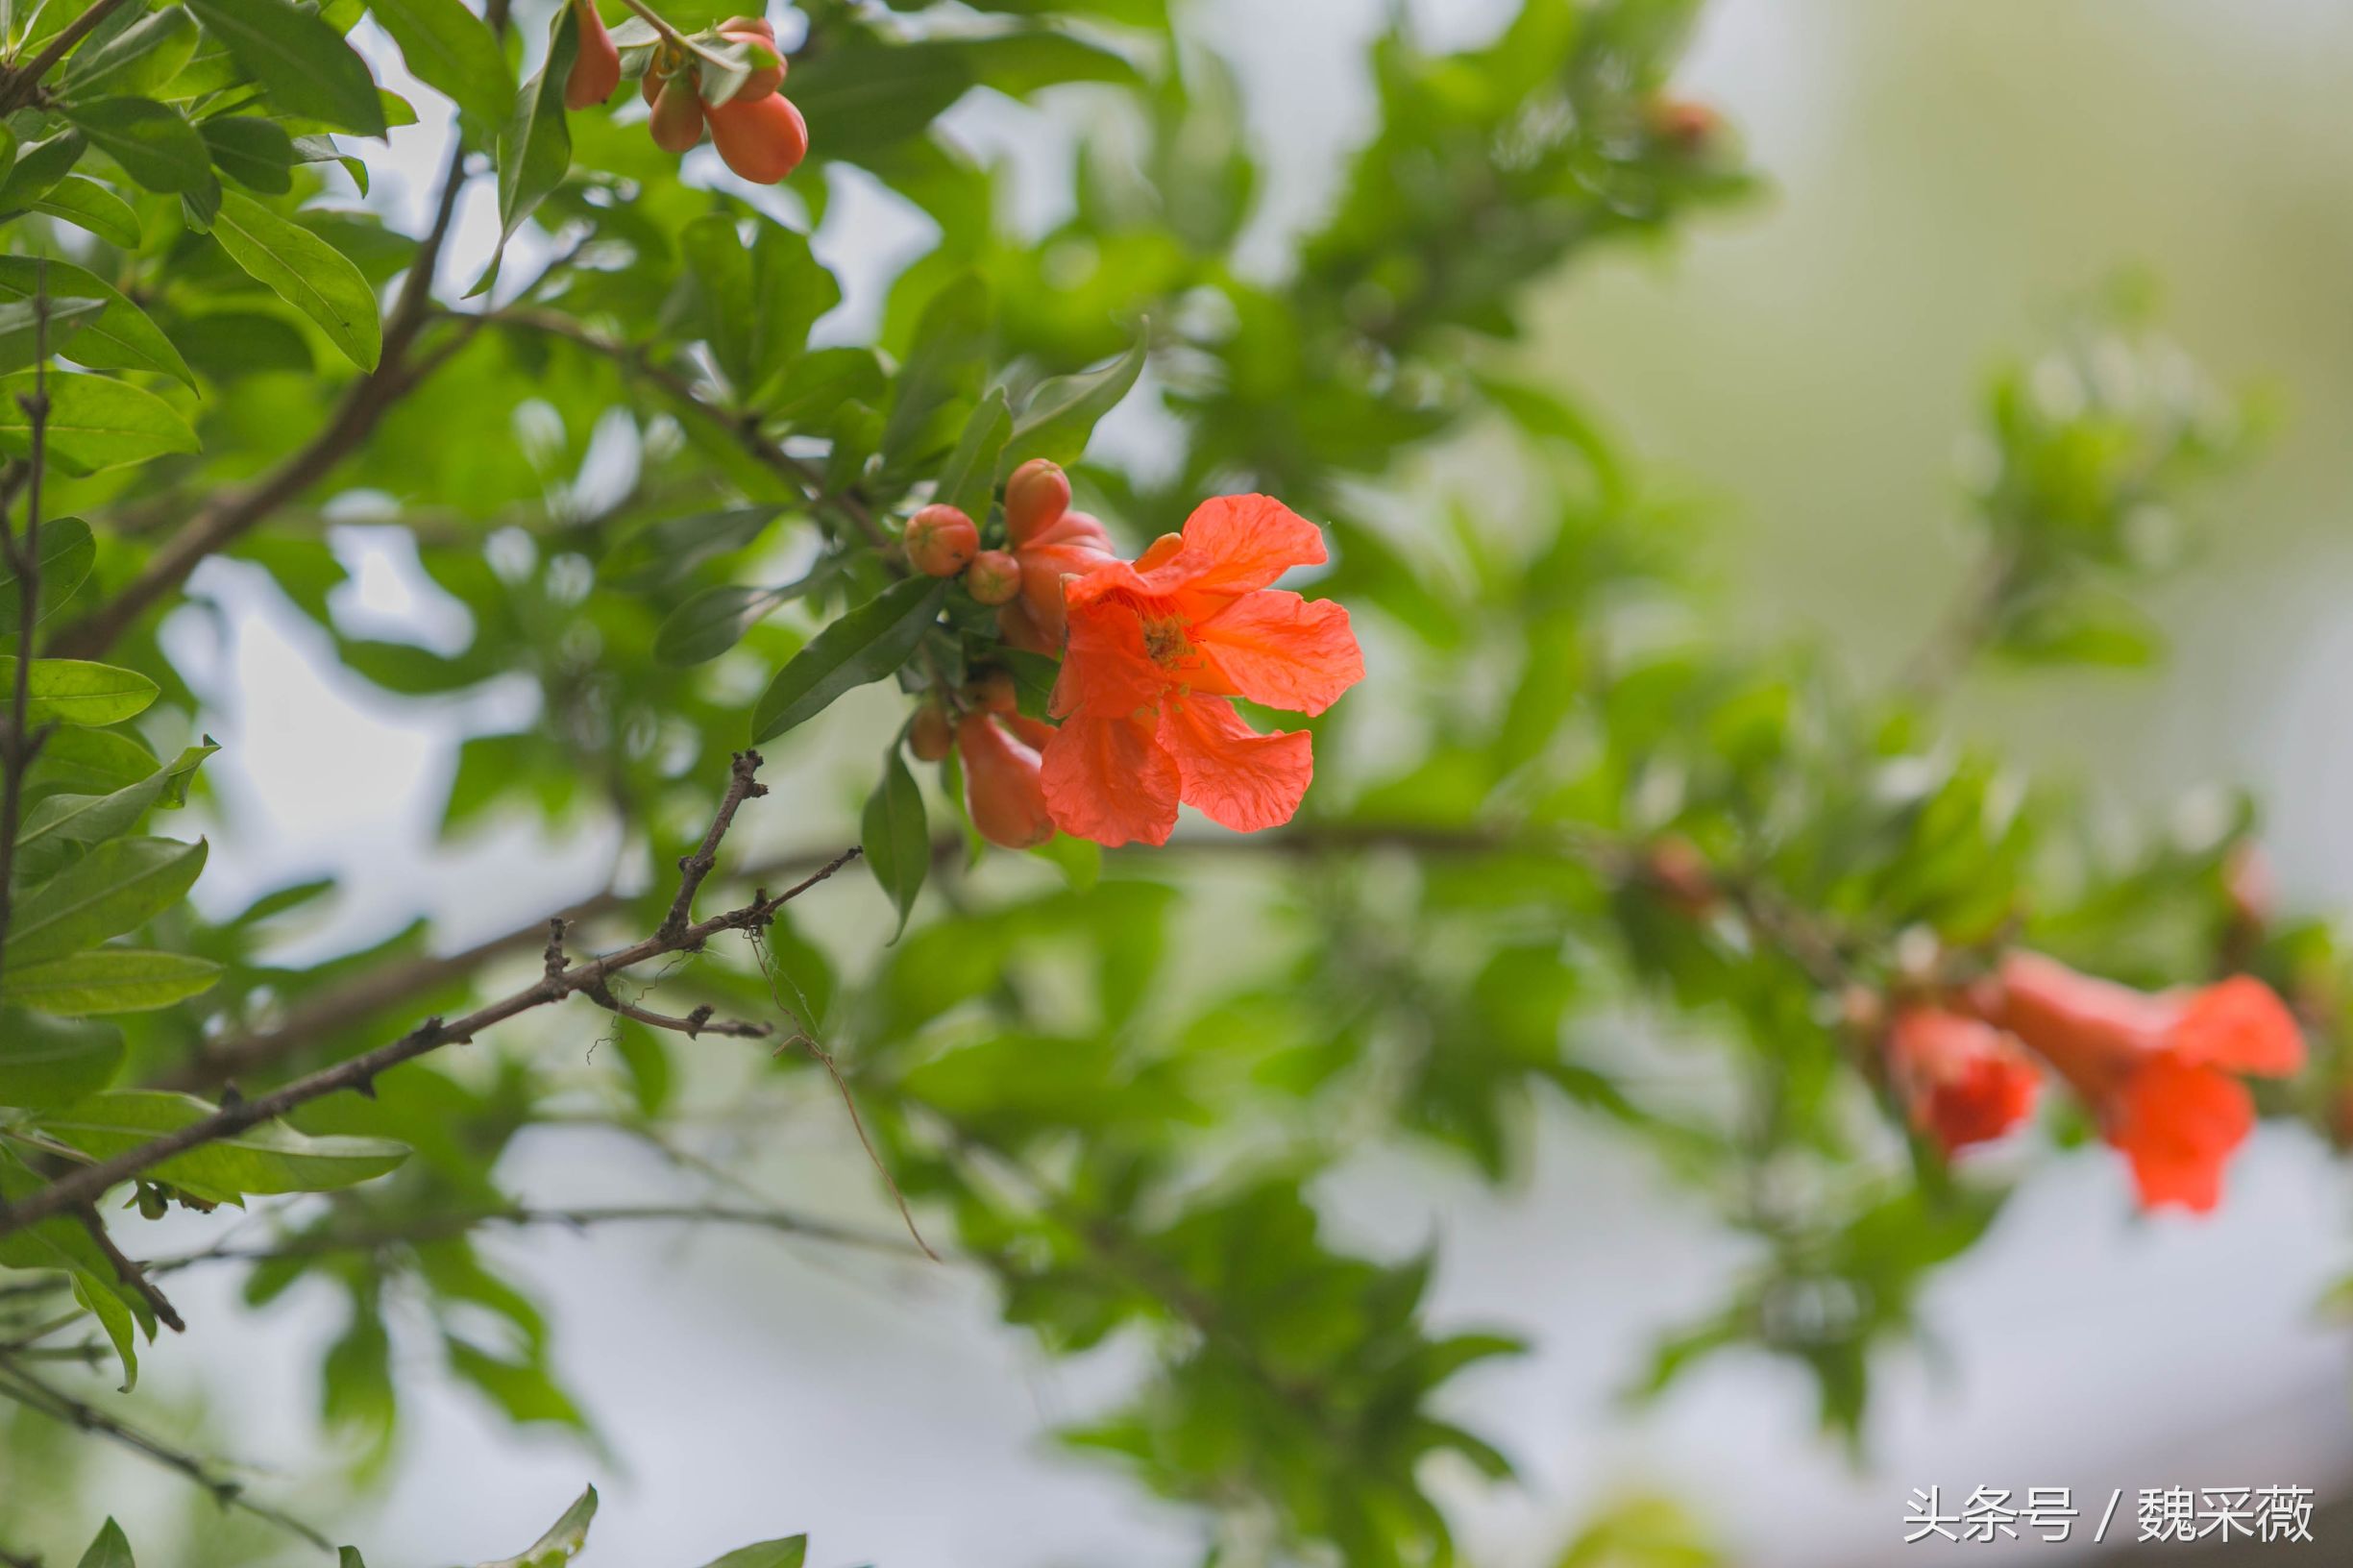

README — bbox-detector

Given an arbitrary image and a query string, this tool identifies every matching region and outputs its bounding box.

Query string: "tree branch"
[0,278,53,999]
[664,749,767,938]
[0,0,135,115]
[0,1353,332,1550]
[0,760,860,1238]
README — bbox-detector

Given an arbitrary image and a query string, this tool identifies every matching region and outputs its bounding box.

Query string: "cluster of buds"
[907,674,1056,850]
[899,458,1117,653]
[566,3,807,184]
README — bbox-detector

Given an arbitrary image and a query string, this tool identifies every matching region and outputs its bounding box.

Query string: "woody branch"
[0,753,857,1239]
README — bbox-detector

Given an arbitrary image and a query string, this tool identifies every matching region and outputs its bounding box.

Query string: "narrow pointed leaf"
[750,576,948,742]
[38,1089,409,1202]
[209,190,381,371]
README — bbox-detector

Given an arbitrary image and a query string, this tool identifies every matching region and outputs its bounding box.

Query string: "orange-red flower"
[1887,1005,2042,1157]
[1990,952,2304,1213]
[1039,495,1363,847]
[997,505,1118,653]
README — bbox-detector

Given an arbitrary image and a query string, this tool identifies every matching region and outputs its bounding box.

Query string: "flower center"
[1142,614,1194,669]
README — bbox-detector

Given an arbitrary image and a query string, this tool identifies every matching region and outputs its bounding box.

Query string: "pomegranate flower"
[1040,495,1363,847]
[956,712,1054,849]
[1887,1006,2042,1157]
[1990,952,2304,1213]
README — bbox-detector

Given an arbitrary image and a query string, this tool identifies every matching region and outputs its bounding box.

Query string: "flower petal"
[1130,494,1328,600]
[1159,694,1312,834]
[2109,1055,2253,1213]
[2170,974,2305,1077]
[1193,590,1363,717]
[1041,714,1180,846]
[1051,599,1164,721]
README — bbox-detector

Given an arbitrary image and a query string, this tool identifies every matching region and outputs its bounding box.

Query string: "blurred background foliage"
[0,0,2348,1564]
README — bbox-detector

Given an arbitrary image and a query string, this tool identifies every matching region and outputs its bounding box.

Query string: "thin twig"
[0,1354,332,1550]
[0,270,51,999]
[0,0,135,114]
[585,983,769,1039]
[0,776,859,1239]
[75,1206,184,1334]
[664,749,767,937]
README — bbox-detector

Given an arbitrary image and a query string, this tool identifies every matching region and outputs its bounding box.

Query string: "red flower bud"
[1011,508,1115,647]
[1005,458,1072,547]
[907,704,953,762]
[1644,836,1717,917]
[649,71,705,152]
[564,0,622,110]
[968,670,1017,714]
[717,25,784,99]
[1887,1006,2041,1157]
[966,549,1020,605]
[904,503,979,577]
[956,714,1053,849]
[707,89,807,184]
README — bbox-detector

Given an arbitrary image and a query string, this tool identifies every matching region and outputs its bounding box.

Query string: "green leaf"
[1001,322,1147,474]
[470,2,575,298]
[59,98,210,194]
[0,131,87,211]
[6,836,206,967]
[0,298,99,377]
[9,741,209,882]
[682,214,841,402]
[74,1270,141,1391]
[368,0,515,131]
[0,515,91,635]
[862,747,927,940]
[209,190,381,371]
[599,506,781,590]
[749,576,948,743]
[1029,833,1099,892]
[478,1484,597,1568]
[0,257,194,386]
[997,647,1060,721]
[0,657,159,726]
[0,371,199,474]
[339,1551,366,1568]
[935,386,1012,522]
[2,950,222,1017]
[200,114,296,194]
[25,728,158,804]
[0,1008,124,1108]
[73,1515,134,1568]
[38,1089,409,1203]
[654,580,809,668]
[698,1541,807,1568]
[62,6,200,100]
[184,0,386,135]
[880,273,992,477]
[764,347,887,429]
[29,177,141,248]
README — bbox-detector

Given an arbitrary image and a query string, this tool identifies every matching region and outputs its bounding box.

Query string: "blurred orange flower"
[1888,1006,2041,1156]
[1040,495,1363,847]
[1992,954,2304,1213]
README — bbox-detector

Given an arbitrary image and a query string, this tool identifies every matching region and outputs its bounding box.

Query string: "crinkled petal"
[1159,694,1313,834]
[1194,590,1364,717]
[1051,599,1164,720]
[2171,974,2305,1077]
[1128,495,1329,600]
[2109,1055,2253,1214]
[1041,714,1180,847]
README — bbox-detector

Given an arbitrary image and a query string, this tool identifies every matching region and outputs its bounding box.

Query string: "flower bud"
[716,24,784,99]
[707,89,808,184]
[904,503,979,577]
[564,0,622,110]
[1005,458,1071,547]
[1644,835,1717,918]
[966,549,1020,605]
[907,704,953,762]
[1012,508,1115,646]
[649,71,705,152]
[956,715,1053,849]
[968,669,1017,713]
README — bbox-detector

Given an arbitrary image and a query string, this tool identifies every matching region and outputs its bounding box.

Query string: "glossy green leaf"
[60,97,211,194]
[0,370,199,473]
[470,2,575,298]
[0,131,87,210]
[29,176,141,248]
[1001,322,1147,474]
[13,742,219,881]
[0,515,97,633]
[39,1090,409,1203]
[5,836,206,967]
[0,657,159,726]
[0,257,194,385]
[698,1541,807,1568]
[880,273,992,476]
[24,728,158,805]
[682,214,841,403]
[184,0,387,135]
[2,950,223,1017]
[655,580,808,668]
[62,6,200,99]
[478,1484,597,1568]
[209,190,382,371]
[0,1007,124,1108]
[0,296,100,375]
[936,386,1012,523]
[201,114,297,194]
[368,0,516,131]
[750,576,949,742]
[863,747,928,940]
[600,506,781,590]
